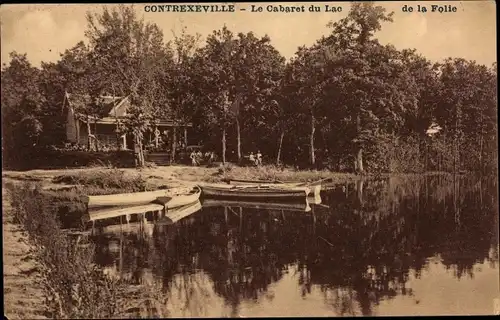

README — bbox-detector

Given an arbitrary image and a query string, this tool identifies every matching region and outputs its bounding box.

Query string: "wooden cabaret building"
[62,93,192,150]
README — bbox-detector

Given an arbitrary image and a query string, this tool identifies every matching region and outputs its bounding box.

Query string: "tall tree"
[313,2,418,172]
[194,26,237,164]
[434,58,497,172]
[168,25,201,163]
[84,5,173,166]
[1,52,45,165]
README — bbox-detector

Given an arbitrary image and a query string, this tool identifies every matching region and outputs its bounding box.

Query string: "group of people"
[249,150,263,166]
[190,150,216,166]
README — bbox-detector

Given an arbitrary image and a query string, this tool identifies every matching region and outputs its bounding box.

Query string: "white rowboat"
[83,186,201,208]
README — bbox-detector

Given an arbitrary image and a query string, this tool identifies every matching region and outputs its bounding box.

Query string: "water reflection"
[88,175,499,317]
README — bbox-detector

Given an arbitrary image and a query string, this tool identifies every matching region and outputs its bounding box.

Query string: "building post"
[155,126,159,148]
[121,134,127,150]
[76,119,80,144]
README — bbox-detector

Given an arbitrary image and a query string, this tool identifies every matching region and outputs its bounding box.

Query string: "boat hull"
[200,184,310,201]
[84,186,200,208]
[225,181,321,198]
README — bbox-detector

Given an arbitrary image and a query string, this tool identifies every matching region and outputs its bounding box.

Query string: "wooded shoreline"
[2,3,496,174]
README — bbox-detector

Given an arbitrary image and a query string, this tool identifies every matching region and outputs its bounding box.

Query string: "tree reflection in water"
[89,175,498,317]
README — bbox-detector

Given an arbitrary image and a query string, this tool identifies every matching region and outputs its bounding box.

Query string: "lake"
[86,175,499,317]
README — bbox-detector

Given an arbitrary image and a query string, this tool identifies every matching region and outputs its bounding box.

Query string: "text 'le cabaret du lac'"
[143,4,343,13]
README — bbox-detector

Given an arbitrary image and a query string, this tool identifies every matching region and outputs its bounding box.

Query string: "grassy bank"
[205,165,360,184]
[2,189,46,319]
[3,180,173,318]
[3,165,464,193]
[4,182,121,318]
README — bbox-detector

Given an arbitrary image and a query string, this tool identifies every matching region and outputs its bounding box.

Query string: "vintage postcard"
[1,1,498,318]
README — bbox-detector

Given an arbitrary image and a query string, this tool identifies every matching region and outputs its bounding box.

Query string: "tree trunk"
[356,148,364,173]
[236,117,241,163]
[184,127,188,148]
[134,132,145,167]
[94,120,99,152]
[222,126,226,164]
[170,127,177,164]
[310,111,315,166]
[479,111,484,173]
[86,116,91,150]
[138,138,145,167]
[479,133,484,173]
[356,179,364,207]
[276,131,284,165]
[116,126,121,151]
[354,114,364,173]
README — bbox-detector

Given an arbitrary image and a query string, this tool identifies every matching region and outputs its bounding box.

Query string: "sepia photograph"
[1,1,498,318]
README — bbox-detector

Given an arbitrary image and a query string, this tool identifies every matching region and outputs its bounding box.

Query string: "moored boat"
[200,183,310,200]
[82,186,201,208]
[226,178,325,194]
[224,180,321,198]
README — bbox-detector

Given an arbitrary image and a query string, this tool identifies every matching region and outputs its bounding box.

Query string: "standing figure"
[190,150,197,166]
[249,152,256,166]
[196,150,203,165]
[256,150,263,166]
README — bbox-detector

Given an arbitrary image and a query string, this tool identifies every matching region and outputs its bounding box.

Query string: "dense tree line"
[1,3,496,172]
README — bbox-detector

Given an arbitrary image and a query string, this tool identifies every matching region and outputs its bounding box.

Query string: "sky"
[0,1,497,68]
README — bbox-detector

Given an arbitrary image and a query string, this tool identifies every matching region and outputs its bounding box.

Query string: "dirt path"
[3,189,46,319]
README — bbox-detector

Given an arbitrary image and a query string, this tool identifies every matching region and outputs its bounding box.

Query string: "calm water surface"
[86,175,499,317]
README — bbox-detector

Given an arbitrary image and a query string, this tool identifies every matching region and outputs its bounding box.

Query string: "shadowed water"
[87,175,499,317]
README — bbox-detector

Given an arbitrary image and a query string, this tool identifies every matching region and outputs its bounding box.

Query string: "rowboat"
[225,179,323,197]
[200,183,310,200]
[202,199,311,212]
[82,186,201,208]
[226,177,333,186]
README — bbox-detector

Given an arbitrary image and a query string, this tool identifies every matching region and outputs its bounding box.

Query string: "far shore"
[1,164,468,192]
